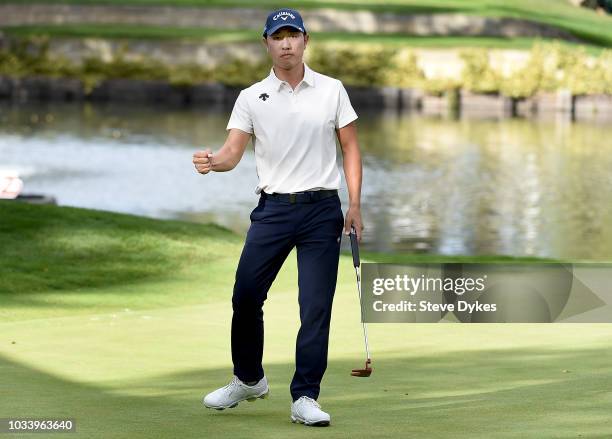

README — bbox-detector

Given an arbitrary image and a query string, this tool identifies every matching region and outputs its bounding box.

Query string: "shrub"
[0,35,77,78]
[306,43,395,87]
[383,49,425,88]
[460,48,501,94]
[499,44,546,98]
[209,58,270,87]
[1,36,612,97]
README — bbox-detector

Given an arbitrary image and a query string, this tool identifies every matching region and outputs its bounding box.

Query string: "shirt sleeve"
[335,80,358,129]
[226,90,253,134]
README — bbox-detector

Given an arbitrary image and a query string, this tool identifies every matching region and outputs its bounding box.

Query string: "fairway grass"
[1,202,612,437]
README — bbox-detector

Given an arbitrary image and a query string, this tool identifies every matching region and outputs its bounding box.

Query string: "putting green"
[3,270,612,437]
[1,203,612,437]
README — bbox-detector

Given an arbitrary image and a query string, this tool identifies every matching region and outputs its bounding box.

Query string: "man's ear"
[303,33,309,47]
[261,37,269,52]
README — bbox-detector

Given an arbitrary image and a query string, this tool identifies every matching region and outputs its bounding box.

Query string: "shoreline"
[2,74,611,120]
[0,199,566,263]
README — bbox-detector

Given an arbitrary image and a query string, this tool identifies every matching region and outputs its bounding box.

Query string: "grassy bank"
[0,201,559,321]
[2,0,612,47]
[0,201,244,321]
[2,25,607,52]
[2,1,611,95]
[1,201,612,438]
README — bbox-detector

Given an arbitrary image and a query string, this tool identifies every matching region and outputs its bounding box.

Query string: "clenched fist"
[193,149,214,174]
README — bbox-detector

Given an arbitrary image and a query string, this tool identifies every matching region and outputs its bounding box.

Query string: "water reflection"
[1,101,611,259]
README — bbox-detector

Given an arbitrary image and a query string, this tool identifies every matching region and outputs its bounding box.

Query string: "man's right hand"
[193,149,214,174]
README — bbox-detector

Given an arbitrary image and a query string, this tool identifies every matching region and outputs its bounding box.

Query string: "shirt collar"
[267,62,315,91]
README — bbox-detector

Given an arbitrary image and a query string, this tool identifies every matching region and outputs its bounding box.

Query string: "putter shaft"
[355,266,371,361]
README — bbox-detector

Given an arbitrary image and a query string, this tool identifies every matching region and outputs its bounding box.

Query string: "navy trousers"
[231,192,344,402]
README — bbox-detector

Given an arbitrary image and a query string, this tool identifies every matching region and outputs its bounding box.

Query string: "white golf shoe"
[290,396,331,426]
[203,375,269,410]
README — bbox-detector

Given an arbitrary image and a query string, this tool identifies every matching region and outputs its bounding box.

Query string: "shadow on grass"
[490,4,612,47]
[0,201,239,298]
[2,345,611,438]
[298,2,464,15]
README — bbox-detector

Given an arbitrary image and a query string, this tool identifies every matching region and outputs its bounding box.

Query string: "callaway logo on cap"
[262,8,307,37]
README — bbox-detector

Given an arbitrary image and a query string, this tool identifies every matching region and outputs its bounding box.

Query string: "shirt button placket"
[289,87,297,111]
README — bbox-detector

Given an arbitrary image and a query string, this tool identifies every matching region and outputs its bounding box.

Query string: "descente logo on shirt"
[259,93,270,101]
[273,11,295,21]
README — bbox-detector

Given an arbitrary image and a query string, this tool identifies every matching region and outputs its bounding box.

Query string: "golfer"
[193,7,363,427]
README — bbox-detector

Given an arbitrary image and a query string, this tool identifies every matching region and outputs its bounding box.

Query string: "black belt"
[262,189,338,204]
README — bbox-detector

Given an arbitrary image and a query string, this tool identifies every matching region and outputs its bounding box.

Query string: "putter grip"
[349,226,360,268]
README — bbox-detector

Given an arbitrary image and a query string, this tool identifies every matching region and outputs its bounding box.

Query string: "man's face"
[263,27,309,69]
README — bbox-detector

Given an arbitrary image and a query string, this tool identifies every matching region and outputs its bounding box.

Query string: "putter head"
[351,358,372,377]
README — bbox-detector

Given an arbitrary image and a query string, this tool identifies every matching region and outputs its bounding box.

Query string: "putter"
[349,225,373,377]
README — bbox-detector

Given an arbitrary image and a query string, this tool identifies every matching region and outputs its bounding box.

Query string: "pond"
[1,100,611,260]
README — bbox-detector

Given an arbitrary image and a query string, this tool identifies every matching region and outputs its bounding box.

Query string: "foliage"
[0,35,77,78]
[383,49,425,88]
[498,42,612,97]
[459,48,501,94]
[306,43,395,87]
[208,57,270,87]
[1,36,611,97]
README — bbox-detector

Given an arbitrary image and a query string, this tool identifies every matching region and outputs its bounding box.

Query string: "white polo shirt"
[226,62,358,195]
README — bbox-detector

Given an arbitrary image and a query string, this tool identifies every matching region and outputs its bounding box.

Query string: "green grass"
[0,200,572,321]
[2,25,260,44]
[2,24,608,53]
[2,0,612,47]
[359,251,562,264]
[0,201,249,321]
[1,201,612,438]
